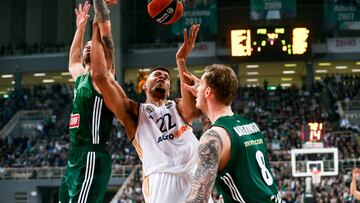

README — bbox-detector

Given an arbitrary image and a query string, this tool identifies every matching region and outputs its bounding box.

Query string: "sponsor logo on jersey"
[244,138,263,147]
[233,122,260,137]
[69,114,80,129]
[157,124,190,143]
[146,106,154,114]
[165,101,173,109]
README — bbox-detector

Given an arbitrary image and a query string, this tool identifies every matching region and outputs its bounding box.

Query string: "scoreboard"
[231,27,310,59]
[301,122,324,143]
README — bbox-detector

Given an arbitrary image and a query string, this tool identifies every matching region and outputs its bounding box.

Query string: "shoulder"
[76,73,86,83]
[74,73,88,89]
[200,127,228,145]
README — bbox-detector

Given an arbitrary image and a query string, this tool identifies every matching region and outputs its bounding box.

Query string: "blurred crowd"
[0,74,360,202]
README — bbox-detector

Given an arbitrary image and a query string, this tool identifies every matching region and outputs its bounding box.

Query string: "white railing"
[1,159,357,181]
[342,100,360,111]
[0,165,136,180]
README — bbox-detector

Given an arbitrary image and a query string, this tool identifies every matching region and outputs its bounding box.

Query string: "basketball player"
[58,0,117,202]
[91,21,211,202]
[183,64,281,203]
[351,168,360,200]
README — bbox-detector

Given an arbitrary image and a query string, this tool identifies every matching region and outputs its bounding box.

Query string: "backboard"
[291,147,338,177]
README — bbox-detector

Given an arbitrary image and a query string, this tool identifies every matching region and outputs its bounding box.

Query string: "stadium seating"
[1,75,360,202]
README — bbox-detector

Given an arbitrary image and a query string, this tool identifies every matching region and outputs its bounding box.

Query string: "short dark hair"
[203,64,238,106]
[150,66,170,75]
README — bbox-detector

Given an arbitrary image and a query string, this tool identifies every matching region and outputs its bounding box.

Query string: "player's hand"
[353,168,360,179]
[182,71,200,97]
[176,24,200,61]
[105,0,118,5]
[75,1,90,30]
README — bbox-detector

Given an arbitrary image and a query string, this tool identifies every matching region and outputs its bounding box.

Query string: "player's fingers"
[184,72,200,83]
[191,25,199,45]
[75,8,79,16]
[183,28,186,36]
[194,25,200,38]
[183,28,188,44]
[183,72,195,81]
[182,83,194,92]
[79,3,82,12]
[190,25,196,39]
[182,84,197,97]
[84,3,90,14]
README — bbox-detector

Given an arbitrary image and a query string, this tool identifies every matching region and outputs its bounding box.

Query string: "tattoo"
[102,36,115,68]
[102,36,114,55]
[185,130,223,203]
[94,0,110,23]
[200,113,211,131]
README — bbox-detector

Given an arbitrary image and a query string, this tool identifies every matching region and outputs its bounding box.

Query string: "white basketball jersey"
[132,100,199,177]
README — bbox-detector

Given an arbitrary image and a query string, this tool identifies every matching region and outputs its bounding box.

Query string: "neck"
[145,95,167,107]
[204,102,233,124]
[85,64,91,73]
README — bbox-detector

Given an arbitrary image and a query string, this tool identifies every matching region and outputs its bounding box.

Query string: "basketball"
[147,0,184,25]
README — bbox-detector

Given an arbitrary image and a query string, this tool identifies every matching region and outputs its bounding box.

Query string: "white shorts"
[143,172,213,203]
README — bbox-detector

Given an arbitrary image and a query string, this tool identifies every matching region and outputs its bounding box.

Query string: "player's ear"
[205,87,211,97]
[142,83,147,91]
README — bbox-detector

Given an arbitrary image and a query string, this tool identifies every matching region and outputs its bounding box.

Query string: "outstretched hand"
[182,71,200,97]
[75,1,90,30]
[176,24,200,61]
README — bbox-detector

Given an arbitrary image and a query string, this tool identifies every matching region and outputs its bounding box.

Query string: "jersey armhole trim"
[88,72,102,97]
[132,102,142,142]
[211,124,233,175]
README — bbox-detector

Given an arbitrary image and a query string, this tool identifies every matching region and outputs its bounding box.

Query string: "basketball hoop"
[311,169,321,186]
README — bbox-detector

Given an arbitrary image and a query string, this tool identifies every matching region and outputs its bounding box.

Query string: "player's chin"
[84,56,91,64]
[195,101,201,110]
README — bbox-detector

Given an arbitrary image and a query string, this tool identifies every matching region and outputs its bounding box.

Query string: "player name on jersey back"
[233,122,260,137]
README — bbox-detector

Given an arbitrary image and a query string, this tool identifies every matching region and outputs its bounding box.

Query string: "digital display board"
[301,122,324,143]
[231,27,310,59]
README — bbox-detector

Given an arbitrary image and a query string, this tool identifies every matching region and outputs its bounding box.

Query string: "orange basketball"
[147,0,184,25]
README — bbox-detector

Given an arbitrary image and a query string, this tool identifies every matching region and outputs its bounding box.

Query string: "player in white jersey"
[91,23,210,202]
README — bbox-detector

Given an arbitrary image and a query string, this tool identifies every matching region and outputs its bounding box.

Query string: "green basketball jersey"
[68,73,114,146]
[213,114,280,203]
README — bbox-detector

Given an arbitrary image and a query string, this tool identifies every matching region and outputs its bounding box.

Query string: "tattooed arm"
[69,1,90,80]
[93,0,116,71]
[185,127,226,202]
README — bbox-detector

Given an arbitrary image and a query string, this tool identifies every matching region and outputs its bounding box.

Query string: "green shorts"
[59,145,112,203]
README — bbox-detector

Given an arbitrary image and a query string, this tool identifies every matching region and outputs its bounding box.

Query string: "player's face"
[146,70,170,99]
[83,41,92,64]
[195,75,208,111]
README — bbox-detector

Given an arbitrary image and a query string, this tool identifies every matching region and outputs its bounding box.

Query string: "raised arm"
[351,168,360,200]
[185,126,228,202]
[93,0,117,71]
[91,16,138,141]
[68,1,90,80]
[176,24,201,123]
